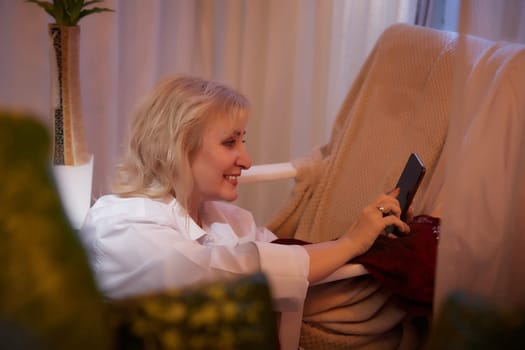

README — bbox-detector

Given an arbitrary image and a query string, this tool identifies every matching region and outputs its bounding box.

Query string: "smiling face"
[189,115,252,212]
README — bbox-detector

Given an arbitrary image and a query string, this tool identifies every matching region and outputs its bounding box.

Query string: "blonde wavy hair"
[112,75,249,210]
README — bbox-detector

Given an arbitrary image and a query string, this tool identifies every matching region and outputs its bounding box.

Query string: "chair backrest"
[434,32,525,311]
[269,23,458,242]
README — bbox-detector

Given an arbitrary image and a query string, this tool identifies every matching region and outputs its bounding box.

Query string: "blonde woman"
[79,75,408,348]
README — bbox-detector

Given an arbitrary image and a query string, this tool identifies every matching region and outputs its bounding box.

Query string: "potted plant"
[27,0,113,165]
[27,0,113,228]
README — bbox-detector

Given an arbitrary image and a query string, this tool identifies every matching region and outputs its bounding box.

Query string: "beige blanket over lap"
[267,24,458,349]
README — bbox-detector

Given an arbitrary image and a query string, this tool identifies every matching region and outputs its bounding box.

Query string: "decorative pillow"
[108,273,279,350]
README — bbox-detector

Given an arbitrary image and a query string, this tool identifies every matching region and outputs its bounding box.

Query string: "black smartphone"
[385,152,426,235]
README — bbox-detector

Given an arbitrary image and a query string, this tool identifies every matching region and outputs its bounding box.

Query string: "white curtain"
[458,0,525,43]
[0,0,417,225]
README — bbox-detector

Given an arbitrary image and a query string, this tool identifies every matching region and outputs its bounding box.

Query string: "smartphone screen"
[386,153,426,235]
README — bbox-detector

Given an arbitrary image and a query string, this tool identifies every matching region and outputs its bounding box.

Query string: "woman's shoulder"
[87,194,175,225]
[91,194,164,210]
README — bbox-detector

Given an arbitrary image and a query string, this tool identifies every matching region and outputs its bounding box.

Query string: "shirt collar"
[169,198,207,241]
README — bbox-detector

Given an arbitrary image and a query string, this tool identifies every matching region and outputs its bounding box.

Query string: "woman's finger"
[382,215,410,234]
[386,187,400,197]
[374,196,402,217]
[406,207,415,223]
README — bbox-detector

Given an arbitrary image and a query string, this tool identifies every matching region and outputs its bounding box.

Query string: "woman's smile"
[224,174,240,184]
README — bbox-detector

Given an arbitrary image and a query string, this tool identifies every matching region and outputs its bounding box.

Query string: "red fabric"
[272,215,440,316]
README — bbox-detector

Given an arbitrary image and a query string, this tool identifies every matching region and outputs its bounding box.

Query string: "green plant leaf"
[78,7,114,22]
[26,0,56,19]
[52,0,67,25]
[64,0,84,25]
[83,0,107,6]
[27,0,113,26]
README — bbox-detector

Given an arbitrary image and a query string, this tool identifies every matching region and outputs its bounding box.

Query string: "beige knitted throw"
[268,24,458,349]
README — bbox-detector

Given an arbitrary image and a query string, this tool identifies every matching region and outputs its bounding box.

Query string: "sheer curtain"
[0,0,417,225]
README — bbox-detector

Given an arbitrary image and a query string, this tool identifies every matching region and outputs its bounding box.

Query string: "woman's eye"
[223,139,236,148]
[223,136,246,148]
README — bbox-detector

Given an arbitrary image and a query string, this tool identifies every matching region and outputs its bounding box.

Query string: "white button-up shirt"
[79,195,309,349]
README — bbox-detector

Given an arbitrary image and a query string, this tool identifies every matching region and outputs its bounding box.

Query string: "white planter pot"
[52,155,94,229]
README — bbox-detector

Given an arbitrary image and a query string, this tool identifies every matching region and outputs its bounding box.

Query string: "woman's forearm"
[303,236,360,283]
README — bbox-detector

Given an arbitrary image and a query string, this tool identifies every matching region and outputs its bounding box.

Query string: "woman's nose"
[237,146,252,170]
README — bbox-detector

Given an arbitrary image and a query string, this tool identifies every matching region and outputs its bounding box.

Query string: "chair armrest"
[312,264,369,285]
[239,162,297,184]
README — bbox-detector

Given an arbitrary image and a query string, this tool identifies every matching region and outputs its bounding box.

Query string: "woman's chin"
[223,191,238,202]
[211,190,237,203]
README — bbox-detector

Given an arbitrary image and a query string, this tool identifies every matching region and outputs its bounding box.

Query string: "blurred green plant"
[27,0,113,26]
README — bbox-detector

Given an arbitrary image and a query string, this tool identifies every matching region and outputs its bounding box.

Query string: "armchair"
[239,23,525,349]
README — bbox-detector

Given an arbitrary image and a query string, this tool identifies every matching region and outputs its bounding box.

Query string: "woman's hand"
[303,189,410,283]
[340,189,410,256]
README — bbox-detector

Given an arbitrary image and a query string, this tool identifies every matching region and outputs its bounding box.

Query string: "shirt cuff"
[253,241,310,312]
